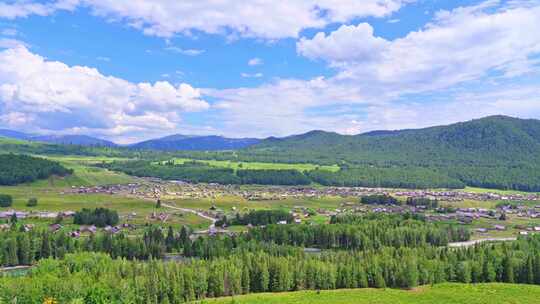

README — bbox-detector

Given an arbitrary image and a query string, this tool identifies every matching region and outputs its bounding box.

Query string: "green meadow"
[168,157,340,172]
[196,283,540,304]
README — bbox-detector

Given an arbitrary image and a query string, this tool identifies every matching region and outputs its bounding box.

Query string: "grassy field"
[168,158,340,172]
[464,187,539,195]
[196,283,540,304]
[0,155,211,229]
[0,185,210,229]
[38,155,136,187]
[167,195,350,212]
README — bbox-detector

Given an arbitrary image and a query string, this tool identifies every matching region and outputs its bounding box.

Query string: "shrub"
[0,194,13,208]
[74,208,119,227]
[27,197,38,207]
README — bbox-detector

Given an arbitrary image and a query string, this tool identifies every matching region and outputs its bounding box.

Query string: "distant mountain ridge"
[130,134,261,151]
[0,129,261,150]
[2,116,540,155]
[0,130,116,147]
[247,115,540,165]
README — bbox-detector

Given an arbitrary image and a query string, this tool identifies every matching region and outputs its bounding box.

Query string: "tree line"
[0,154,72,185]
[73,208,120,227]
[3,235,540,303]
[102,161,313,186]
[217,210,294,227]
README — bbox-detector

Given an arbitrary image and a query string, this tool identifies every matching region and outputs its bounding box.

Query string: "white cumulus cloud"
[0,0,409,39]
[207,1,540,137]
[0,46,209,143]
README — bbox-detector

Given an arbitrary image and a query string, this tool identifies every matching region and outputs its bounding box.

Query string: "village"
[4,178,540,239]
[62,178,540,202]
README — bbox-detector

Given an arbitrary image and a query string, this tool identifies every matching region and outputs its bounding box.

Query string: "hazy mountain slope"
[130,135,261,151]
[0,130,116,147]
[0,129,32,140]
[30,135,117,147]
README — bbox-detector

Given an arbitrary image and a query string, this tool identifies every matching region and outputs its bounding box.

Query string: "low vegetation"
[196,283,540,304]
[0,194,13,208]
[73,208,119,227]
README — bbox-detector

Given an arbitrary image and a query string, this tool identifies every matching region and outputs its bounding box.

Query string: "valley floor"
[195,283,540,304]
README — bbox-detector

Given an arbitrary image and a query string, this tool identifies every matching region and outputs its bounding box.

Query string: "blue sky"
[0,0,539,143]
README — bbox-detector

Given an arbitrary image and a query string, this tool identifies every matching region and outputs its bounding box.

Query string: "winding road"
[161,203,217,230]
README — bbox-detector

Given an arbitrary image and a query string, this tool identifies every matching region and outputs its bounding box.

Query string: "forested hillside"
[0,154,72,185]
[235,116,540,191]
[130,134,260,151]
[247,116,540,165]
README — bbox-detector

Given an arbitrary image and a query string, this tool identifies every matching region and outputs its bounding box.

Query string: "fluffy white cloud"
[1,0,409,39]
[206,77,366,137]
[298,23,389,63]
[248,58,263,66]
[297,1,540,96]
[240,72,263,78]
[207,1,540,137]
[0,0,78,19]
[0,38,27,48]
[0,46,209,142]
[164,46,205,56]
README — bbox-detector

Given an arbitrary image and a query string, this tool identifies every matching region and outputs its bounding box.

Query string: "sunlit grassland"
[0,186,210,229]
[0,154,209,228]
[440,199,499,209]
[38,155,136,187]
[196,283,540,304]
[168,158,340,172]
[166,195,350,212]
[465,186,539,195]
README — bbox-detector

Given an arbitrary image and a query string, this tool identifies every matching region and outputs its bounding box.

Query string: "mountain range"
[247,115,540,165]
[0,130,117,147]
[1,116,540,158]
[0,129,260,151]
[129,134,260,151]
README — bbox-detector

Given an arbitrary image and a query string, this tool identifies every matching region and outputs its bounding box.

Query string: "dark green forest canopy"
[0,154,72,185]
[1,224,540,303]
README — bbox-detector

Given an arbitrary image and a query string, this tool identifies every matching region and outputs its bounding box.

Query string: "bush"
[27,197,38,207]
[0,194,13,207]
[73,208,119,227]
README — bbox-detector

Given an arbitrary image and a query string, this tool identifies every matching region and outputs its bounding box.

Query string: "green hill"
[238,116,540,191]
[0,154,73,185]
[197,283,540,304]
[249,115,540,166]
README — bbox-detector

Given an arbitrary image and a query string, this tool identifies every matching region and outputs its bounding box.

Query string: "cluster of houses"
[62,183,141,195]
[0,210,75,220]
[60,177,540,207]
[48,223,135,237]
[394,190,540,202]
[126,178,540,203]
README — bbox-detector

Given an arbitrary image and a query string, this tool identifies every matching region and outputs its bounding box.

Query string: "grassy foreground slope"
[198,283,540,304]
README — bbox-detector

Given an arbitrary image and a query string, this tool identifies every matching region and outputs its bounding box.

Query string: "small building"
[80,225,97,234]
[49,224,62,232]
[494,225,506,231]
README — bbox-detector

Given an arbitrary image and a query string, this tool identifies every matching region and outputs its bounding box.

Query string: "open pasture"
[196,283,540,304]
[168,157,340,172]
